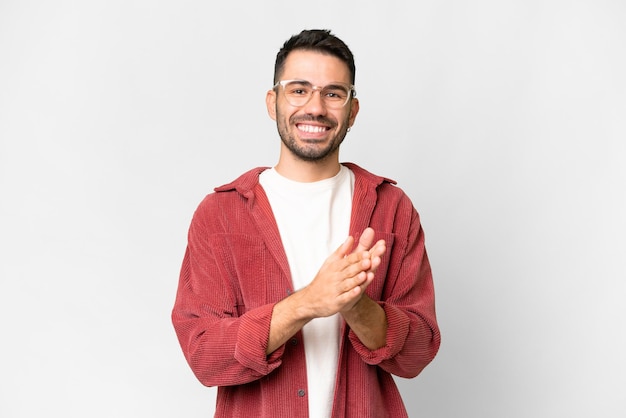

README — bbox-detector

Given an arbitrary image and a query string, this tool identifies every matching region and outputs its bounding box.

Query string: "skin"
[264,50,388,353]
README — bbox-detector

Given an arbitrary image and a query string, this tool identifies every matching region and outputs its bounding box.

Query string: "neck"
[274,152,341,183]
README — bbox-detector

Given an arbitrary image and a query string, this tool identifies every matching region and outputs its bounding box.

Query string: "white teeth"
[298,124,326,133]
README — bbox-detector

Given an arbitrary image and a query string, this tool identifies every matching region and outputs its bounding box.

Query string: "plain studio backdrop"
[1,1,625,417]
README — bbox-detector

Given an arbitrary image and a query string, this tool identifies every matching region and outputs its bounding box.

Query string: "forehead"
[281,50,351,84]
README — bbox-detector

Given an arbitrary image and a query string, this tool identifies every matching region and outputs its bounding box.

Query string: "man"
[172,29,440,418]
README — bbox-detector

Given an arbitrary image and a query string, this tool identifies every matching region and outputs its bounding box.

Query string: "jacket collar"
[214,163,396,197]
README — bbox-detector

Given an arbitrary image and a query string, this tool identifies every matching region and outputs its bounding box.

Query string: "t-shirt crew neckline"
[262,165,351,196]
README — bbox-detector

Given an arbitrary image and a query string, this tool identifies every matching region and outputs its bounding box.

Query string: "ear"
[266,89,277,121]
[348,97,360,128]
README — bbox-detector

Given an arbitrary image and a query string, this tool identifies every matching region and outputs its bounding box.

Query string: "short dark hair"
[273,29,356,85]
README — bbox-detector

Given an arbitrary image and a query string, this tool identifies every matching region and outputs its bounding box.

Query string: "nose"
[302,88,327,115]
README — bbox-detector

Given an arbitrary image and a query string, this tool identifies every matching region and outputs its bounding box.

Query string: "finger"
[353,227,375,253]
[340,250,374,275]
[344,272,375,300]
[368,254,381,270]
[361,271,376,290]
[340,246,371,266]
[368,239,386,257]
[339,272,368,295]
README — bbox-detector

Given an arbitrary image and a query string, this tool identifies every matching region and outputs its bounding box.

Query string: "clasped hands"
[299,227,386,319]
[267,227,387,354]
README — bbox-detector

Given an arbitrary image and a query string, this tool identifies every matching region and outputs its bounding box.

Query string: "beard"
[276,112,350,162]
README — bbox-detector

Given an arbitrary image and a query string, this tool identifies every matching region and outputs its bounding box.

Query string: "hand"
[299,228,386,318]
[352,227,386,281]
[266,228,387,354]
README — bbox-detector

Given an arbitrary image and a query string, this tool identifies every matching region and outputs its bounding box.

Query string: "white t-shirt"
[259,165,354,418]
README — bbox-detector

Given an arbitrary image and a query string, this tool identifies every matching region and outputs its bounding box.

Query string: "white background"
[1,1,625,417]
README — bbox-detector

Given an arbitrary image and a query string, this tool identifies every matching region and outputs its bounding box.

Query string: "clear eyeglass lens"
[281,81,351,108]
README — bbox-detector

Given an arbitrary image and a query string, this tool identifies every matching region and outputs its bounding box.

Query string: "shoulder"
[343,162,396,186]
[193,167,270,215]
[214,167,270,194]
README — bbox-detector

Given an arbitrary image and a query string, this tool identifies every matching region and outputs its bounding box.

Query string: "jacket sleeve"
[348,195,441,378]
[171,198,285,387]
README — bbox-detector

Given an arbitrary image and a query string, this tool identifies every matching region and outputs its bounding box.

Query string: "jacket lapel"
[248,183,294,291]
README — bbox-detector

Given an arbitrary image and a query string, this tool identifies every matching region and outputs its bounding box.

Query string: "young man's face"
[266,50,359,162]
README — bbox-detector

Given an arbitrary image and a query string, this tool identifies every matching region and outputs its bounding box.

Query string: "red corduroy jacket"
[172,163,441,418]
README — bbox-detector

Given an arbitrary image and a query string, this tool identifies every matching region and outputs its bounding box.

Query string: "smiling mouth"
[296,124,329,133]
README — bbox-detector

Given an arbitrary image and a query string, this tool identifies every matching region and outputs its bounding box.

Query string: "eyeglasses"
[274,80,356,109]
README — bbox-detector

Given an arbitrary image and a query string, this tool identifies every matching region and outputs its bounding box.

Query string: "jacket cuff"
[348,303,410,364]
[234,303,284,374]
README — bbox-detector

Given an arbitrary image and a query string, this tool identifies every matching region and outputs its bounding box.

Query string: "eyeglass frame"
[273,79,357,109]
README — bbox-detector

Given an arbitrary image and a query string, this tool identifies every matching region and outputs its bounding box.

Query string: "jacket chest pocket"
[209,233,284,316]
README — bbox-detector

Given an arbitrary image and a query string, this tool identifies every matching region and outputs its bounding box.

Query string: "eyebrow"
[287,80,350,88]
[287,80,313,85]
[323,82,351,89]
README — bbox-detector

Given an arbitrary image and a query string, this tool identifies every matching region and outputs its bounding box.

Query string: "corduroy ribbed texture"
[171,163,441,418]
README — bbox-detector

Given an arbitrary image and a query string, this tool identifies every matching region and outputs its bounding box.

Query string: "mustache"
[290,115,337,128]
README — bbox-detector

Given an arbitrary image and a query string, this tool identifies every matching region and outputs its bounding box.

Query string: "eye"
[285,82,311,96]
[323,88,348,101]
